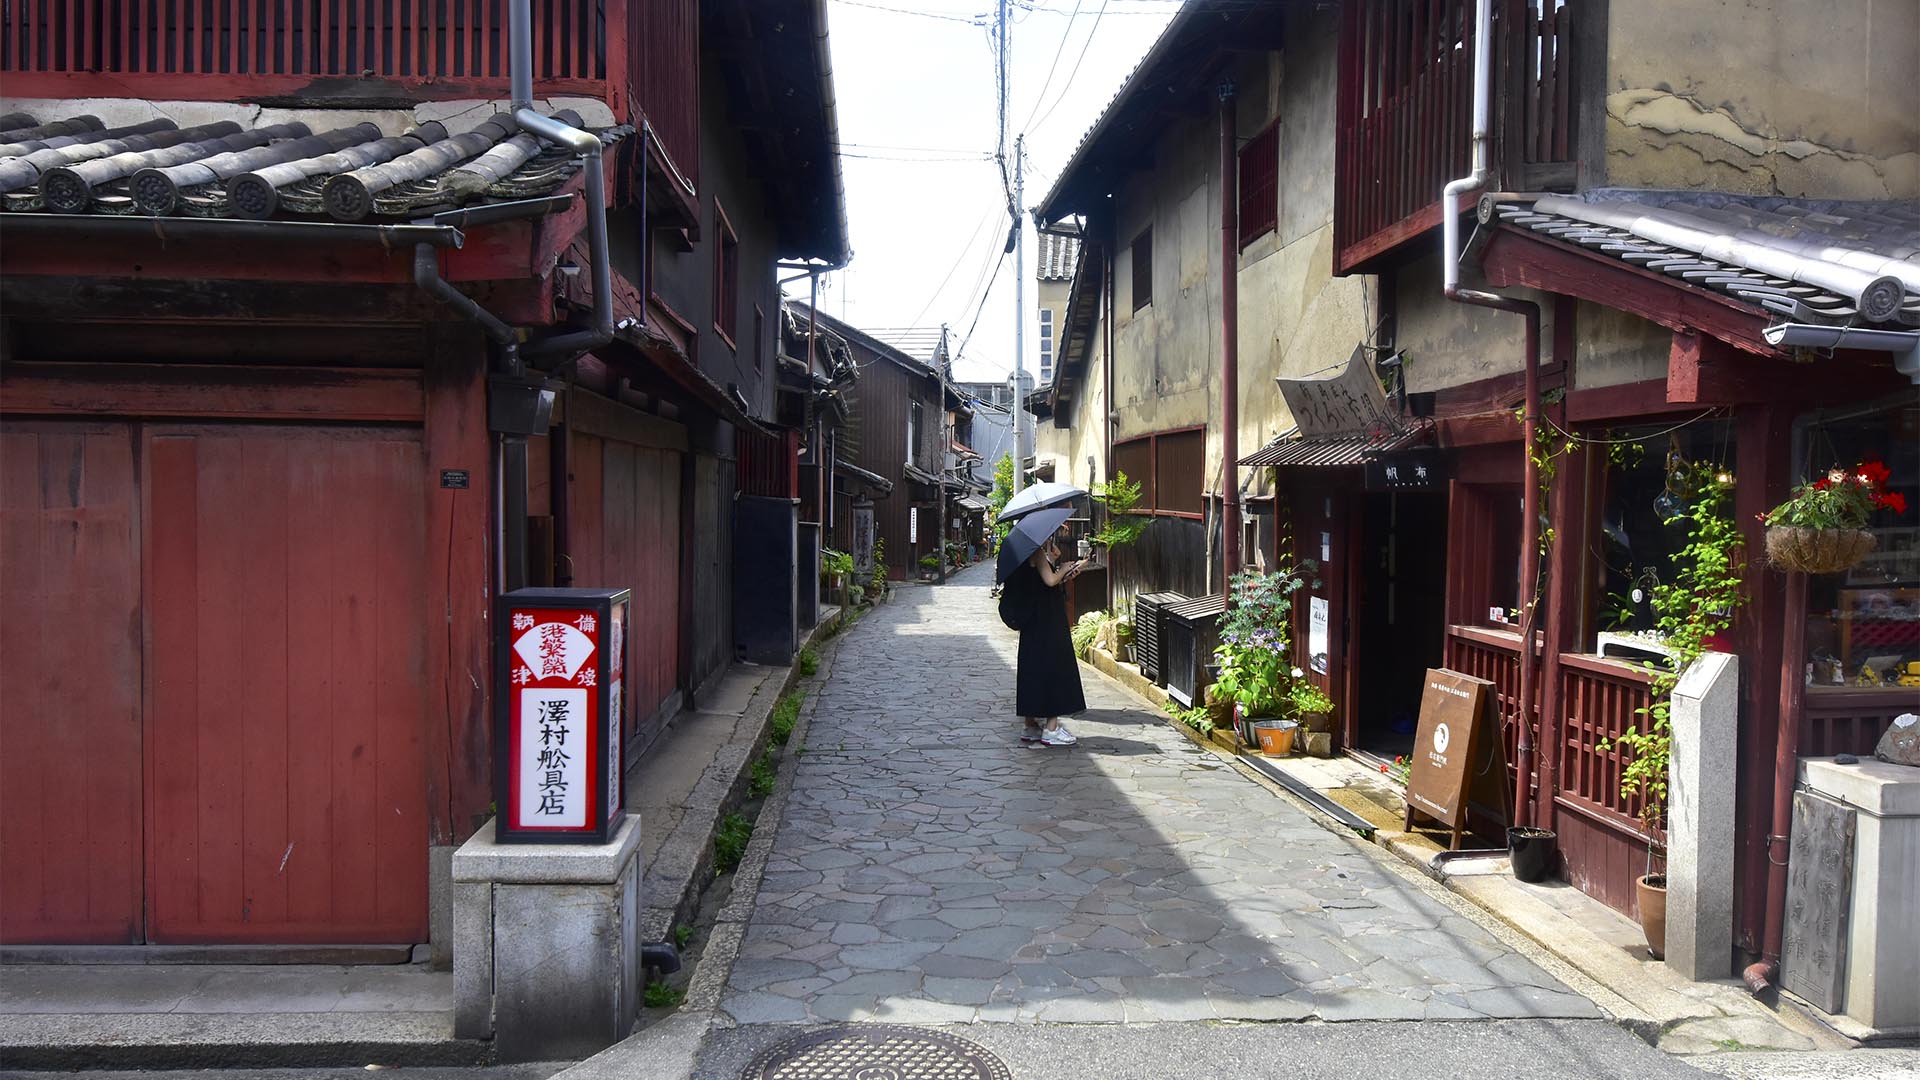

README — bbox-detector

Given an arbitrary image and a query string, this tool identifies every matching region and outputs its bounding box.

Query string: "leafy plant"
[644,980,686,1009]
[797,646,820,678]
[868,538,889,599]
[1604,461,1748,842]
[1285,681,1334,717]
[1381,755,1411,785]
[1091,470,1149,548]
[919,554,942,572]
[1071,610,1111,660]
[768,691,803,746]
[1211,562,1319,717]
[1764,459,1906,530]
[986,454,1016,551]
[672,924,694,949]
[820,547,855,582]
[749,751,776,798]
[713,813,753,875]
[1164,700,1215,736]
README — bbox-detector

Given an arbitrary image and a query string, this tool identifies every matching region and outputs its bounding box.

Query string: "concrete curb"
[0,1013,493,1070]
[553,597,858,1080]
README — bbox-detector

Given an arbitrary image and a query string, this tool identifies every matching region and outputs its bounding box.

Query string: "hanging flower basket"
[1764,526,1877,574]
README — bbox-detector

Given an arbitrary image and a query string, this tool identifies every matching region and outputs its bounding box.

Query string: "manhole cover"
[746,1024,1012,1080]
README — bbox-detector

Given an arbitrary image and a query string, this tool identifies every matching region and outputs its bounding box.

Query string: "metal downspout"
[1442,0,1541,829]
[510,0,614,361]
[1219,80,1242,592]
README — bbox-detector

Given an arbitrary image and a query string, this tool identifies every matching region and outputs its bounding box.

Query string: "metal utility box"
[1162,594,1227,707]
[493,588,630,845]
[1133,591,1186,684]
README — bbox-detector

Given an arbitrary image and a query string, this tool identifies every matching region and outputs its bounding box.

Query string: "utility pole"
[1011,135,1027,495]
[937,325,951,585]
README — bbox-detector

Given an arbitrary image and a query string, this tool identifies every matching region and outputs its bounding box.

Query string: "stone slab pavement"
[716,564,1604,1028]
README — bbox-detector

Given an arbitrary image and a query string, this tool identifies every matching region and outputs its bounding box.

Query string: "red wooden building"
[0,0,846,950]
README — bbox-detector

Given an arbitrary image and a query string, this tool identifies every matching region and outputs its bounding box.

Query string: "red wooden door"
[142,426,430,943]
[0,422,144,944]
[569,432,683,735]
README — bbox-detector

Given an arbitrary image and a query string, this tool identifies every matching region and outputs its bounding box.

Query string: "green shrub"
[713,813,752,875]
[797,646,820,678]
[672,924,693,949]
[769,691,804,746]
[749,752,776,798]
[644,981,686,1008]
[1071,610,1111,659]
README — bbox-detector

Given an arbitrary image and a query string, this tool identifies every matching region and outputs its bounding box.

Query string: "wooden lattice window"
[1238,119,1280,249]
[1113,428,1204,519]
[713,200,739,350]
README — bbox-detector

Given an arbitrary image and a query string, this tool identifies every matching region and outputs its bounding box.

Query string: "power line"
[1026,0,1110,136]
[829,0,985,24]
[1018,0,1083,134]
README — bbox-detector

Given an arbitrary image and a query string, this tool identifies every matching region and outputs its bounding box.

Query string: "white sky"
[792,0,1178,384]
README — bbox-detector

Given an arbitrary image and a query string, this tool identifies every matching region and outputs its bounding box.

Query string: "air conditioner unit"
[1162,594,1228,707]
[1132,591,1186,684]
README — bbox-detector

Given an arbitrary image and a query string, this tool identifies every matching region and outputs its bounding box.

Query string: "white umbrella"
[996,481,1086,522]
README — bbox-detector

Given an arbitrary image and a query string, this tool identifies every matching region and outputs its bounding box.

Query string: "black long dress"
[1012,561,1086,719]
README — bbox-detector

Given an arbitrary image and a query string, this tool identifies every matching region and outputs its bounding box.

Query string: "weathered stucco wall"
[1604,0,1920,198]
[1394,250,1544,395]
[1571,301,1669,390]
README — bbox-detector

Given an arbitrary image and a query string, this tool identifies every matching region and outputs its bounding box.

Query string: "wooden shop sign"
[1403,667,1509,849]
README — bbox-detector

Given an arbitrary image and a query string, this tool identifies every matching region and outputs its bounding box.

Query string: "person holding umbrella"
[996,501,1089,747]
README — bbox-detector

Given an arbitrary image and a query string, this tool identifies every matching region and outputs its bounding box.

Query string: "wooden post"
[425,328,494,843]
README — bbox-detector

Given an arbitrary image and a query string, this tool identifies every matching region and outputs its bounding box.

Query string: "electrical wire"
[1018,0,1084,133]
[829,0,985,25]
[1025,0,1111,136]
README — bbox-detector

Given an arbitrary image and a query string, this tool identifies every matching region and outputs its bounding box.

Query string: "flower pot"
[1507,826,1558,884]
[1765,526,1877,574]
[1635,874,1668,960]
[1252,719,1298,756]
[1296,709,1334,734]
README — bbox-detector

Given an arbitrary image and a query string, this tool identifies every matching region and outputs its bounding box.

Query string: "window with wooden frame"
[1113,428,1206,519]
[1237,119,1280,249]
[713,200,739,350]
[1038,308,1055,384]
[1130,228,1153,313]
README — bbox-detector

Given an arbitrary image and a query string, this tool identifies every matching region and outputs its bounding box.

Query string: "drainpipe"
[1218,80,1242,593]
[509,0,613,362]
[1442,0,1541,829]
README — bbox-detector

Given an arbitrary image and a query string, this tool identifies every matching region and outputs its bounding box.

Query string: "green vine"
[1603,459,1748,844]
[1515,392,1571,558]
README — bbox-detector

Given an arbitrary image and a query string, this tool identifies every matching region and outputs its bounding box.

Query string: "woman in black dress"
[1013,533,1087,747]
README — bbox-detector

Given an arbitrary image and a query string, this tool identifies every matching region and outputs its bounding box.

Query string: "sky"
[793,0,1179,385]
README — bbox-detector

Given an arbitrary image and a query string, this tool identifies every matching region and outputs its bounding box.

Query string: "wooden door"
[569,432,683,742]
[0,422,144,944]
[141,425,430,943]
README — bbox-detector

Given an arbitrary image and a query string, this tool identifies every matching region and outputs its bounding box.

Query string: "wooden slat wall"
[142,424,430,943]
[0,422,144,944]
[0,1,602,82]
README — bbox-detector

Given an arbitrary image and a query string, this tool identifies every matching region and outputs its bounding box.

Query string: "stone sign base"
[452,814,645,1063]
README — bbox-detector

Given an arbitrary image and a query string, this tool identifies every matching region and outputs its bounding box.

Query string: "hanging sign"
[1365,448,1446,492]
[494,588,630,844]
[853,504,875,574]
[1403,668,1509,850]
[1276,344,1404,440]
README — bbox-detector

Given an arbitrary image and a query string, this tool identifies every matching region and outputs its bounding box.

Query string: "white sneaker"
[1041,726,1077,746]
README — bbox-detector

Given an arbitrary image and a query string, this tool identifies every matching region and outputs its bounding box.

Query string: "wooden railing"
[735,426,798,501]
[1443,625,1536,791]
[1334,0,1576,271]
[0,1,699,184]
[1554,653,1657,834]
[1802,689,1920,759]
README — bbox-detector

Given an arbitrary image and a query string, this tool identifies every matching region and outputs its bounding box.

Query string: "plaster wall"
[1393,249,1536,396]
[1603,0,1920,198]
[1571,301,1670,390]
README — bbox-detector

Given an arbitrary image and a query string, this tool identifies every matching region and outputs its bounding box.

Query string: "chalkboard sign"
[1403,668,1509,850]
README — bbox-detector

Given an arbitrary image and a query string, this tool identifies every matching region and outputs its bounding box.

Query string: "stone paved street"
[718,565,1602,1026]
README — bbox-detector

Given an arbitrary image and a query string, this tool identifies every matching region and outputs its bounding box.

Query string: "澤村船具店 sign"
[494,588,630,844]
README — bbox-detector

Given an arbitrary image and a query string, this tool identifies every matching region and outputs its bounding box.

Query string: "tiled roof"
[1242,422,1431,468]
[1490,192,1920,327]
[0,110,627,220]
[1036,226,1082,281]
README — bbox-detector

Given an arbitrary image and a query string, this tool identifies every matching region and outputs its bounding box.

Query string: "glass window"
[1800,402,1920,692]
[1586,420,1738,649]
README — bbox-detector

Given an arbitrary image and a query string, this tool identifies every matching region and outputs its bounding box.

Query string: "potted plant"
[820,547,854,605]
[1763,458,1905,574]
[1111,600,1136,663]
[1211,562,1318,747]
[1284,679,1335,734]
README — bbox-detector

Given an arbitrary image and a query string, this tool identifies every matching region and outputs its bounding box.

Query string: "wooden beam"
[1481,227,1775,356]
[0,363,424,422]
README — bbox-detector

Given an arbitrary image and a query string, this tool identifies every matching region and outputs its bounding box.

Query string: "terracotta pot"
[1636,874,1667,960]
[1765,526,1876,574]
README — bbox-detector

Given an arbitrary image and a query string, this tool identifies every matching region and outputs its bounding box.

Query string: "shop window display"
[1801,403,1920,693]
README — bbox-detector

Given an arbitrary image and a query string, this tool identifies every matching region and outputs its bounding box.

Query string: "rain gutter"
[1442,0,1542,830]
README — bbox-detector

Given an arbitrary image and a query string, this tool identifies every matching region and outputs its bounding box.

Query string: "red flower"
[1879,491,1908,515]
[1859,459,1892,487]
[1380,764,1389,773]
